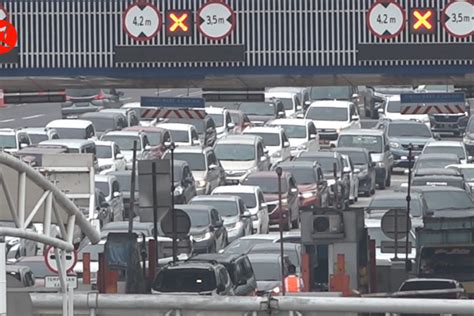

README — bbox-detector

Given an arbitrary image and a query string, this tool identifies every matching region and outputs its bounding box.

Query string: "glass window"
[388,123,432,138]
[96,145,113,158]
[238,102,275,116]
[84,118,116,132]
[277,98,294,110]
[243,176,288,194]
[214,192,257,209]
[286,168,317,184]
[102,135,141,151]
[423,146,466,160]
[27,133,48,145]
[310,86,352,100]
[145,132,162,146]
[84,145,96,155]
[338,151,368,165]
[246,132,280,146]
[338,135,383,153]
[275,125,306,139]
[308,122,317,136]
[306,107,348,121]
[215,144,255,161]
[169,130,189,143]
[251,260,281,281]
[0,135,17,149]
[191,200,239,217]
[229,112,242,125]
[164,152,206,171]
[183,209,210,227]
[54,128,86,139]
[191,130,199,141]
[368,197,423,217]
[95,181,110,196]
[239,201,247,215]
[153,269,216,293]
[208,113,223,127]
[112,181,120,194]
[423,191,473,212]
[166,118,205,134]
[386,100,401,113]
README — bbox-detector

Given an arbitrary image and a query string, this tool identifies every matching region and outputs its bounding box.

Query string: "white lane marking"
[22,114,45,120]
[0,119,15,123]
[120,97,132,101]
[188,90,202,96]
[158,89,173,94]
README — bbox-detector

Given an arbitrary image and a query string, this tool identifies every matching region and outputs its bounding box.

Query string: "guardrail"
[29,293,474,316]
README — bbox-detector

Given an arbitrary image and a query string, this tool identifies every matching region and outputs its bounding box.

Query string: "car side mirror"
[209,164,218,170]
[113,191,121,198]
[227,122,235,129]
[145,145,152,151]
[193,139,201,146]
[261,202,267,208]
[283,141,290,148]
[116,153,124,159]
[378,108,384,114]
[343,167,351,174]
[351,115,360,121]
[352,93,359,100]
[309,134,317,139]
[241,211,251,218]
[260,156,267,162]
[296,113,304,119]
[354,168,360,174]
[264,148,269,154]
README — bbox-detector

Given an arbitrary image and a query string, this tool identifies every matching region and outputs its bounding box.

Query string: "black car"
[398,278,466,299]
[64,88,122,108]
[190,253,257,296]
[173,160,197,204]
[152,260,234,295]
[336,147,376,196]
[237,101,285,126]
[178,205,228,254]
[413,153,460,173]
[366,192,425,221]
[295,151,349,210]
[412,175,471,194]
[376,120,437,169]
[247,253,292,296]
[417,186,474,218]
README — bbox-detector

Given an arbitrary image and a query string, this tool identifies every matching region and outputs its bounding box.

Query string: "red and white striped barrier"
[0,89,5,107]
[141,108,206,120]
[401,104,465,115]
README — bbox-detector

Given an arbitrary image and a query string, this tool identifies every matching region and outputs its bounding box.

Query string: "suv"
[152,260,234,295]
[295,151,349,210]
[173,160,197,204]
[22,127,60,144]
[266,118,320,156]
[156,123,201,147]
[336,147,376,196]
[164,114,217,147]
[275,161,330,211]
[214,135,270,184]
[242,171,300,231]
[337,129,393,189]
[123,126,172,160]
[0,128,32,153]
[237,101,286,126]
[243,126,292,166]
[206,107,235,139]
[398,278,466,299]
[190,253,257,296]
[99,108,140,127]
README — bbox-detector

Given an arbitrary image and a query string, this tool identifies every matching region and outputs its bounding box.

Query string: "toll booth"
[300,207,369,294]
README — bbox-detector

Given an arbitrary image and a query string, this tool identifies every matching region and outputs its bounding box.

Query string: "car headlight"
[272,151,282,158]
[227,221,243,231]
[251,214,258,221]
[98,164,113,171]
[464,137,474,145]
[174,186,184,195]
[327,179,336,186]
[336,128,341,134]
[376,162,385,168]
[196,180,207,188]
[301,191,315,198]
[194,232,212,242]
[297,144,307,150]
[390,142,400,149]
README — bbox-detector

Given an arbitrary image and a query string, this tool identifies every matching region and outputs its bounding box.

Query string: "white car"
[422,140,471,164]
[379,94,430,128]
[243,126,291,166]
[101,131,151,169]
[212,185,269,234]
[341,154,359,204]
[265,91,302,118]
[205,107,235,139]
[156,123,201,147]
[304,100,361,147]
[95,174,125,223]
[46,119,97,140]
[0,128,32,153]
[22,127,60,144]
[266,118,320,156]
[94,140,127,174]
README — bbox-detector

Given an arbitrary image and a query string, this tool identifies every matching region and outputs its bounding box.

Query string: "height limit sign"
[123,1,162,41]
[367,1,405,39]
[198,1,236,40]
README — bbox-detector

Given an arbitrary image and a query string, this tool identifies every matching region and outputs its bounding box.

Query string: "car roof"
[22,127,55,134]
[425,140,463,147]
[47,119,93,128]
[336,147,370,154]
[156,123,193,131]
[387,94,401,101]
[339,129,384,136]
[447,164,474,170]
[102,221,151,231]
[39,139,94,147]
[123,126,167,133]
[299,151,339,158]
[102,130,142,137]
[371,191,421,201]
[268,118,311,126]
[0,128,16,134]
[415,168,461,176]
[177,204,214,212]
[191,253,246,264]
[249,243,299,252]
[205,107,226,114]
[212,185,259,194]
[245,171,291,179]
[173,146,207,154]
[308,100,352,108]
[247,253,283,262]
[94,140,115,146]
[277,161,318,169]
[80,112,122,119]
[217,134,260,145]
[418,153,459,160]
[164,260,221,270]
[243,126,283,134]
[416,185,466,193]
[191,195,240,203]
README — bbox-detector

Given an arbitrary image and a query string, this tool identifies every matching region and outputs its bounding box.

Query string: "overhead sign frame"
[197,0,236,40]
[123,1,162,41]
[367,0,405,39]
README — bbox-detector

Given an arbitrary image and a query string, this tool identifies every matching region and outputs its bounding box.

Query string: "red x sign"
[166,10,193,37]
[410,8,437,34]
[0,20,17,55]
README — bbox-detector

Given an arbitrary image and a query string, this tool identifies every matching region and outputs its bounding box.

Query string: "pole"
[405,144,413,271]
[275,167,286,296]
[128,141,138,234]
[0,238,6,316]
[152,162,158,245]
[170,142,178,263]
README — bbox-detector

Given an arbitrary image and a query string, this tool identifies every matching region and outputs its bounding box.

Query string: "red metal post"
[148,238,157,282]
[82,252,91,285]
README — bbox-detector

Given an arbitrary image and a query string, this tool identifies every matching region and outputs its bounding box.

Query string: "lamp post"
[128,140,138,233]
[405,144,413,271]
[276,166,286,296]
[166,141,178,263]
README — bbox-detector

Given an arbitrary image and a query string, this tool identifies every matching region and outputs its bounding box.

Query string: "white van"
[46,119,96,140]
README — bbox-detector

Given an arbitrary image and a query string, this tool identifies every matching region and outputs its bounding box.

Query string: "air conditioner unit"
[313,214,344,237]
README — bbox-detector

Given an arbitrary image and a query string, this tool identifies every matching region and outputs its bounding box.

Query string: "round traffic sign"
[442,0,474,38]
[381,208,411,240]
[0,20,17,55]
[367,1,405,39]
[123,1,162,41]
[44,245,77,274]
[198,1,235,40]
[0,3,8,21]
[160,208,191,238]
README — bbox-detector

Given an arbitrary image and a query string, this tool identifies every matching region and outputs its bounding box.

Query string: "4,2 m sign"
[367,1,405,39]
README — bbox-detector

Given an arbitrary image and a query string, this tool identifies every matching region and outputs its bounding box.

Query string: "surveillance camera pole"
[128,141,138,234]
[276,166,286,296]
[169,142,178,263]
[405,144,413,271]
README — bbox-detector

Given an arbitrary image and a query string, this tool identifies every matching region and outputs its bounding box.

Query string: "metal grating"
[0,0,472,70]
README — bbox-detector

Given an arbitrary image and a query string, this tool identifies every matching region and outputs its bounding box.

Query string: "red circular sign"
[0,20,17,55]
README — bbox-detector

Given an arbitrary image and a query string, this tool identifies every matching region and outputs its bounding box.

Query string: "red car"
[123,126,171,159]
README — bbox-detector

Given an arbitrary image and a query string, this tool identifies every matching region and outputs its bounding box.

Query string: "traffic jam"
[1,85,474,300]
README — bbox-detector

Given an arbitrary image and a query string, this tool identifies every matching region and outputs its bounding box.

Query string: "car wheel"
[370,188,376,195]
[385,172,391,187]
[354,195,358,202]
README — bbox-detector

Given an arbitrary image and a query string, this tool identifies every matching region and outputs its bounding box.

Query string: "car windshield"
[246,132,280,146]
[112,173,138,192]
[277,125,306,139]
[0,135,16,149]
[310,86,351,100]
[95,181,109,196]
[238,102,275,116]
[417,159,457,169]
[154,269,216,293]
[85,118,116,132]
[184,209,210,227]
[215,144,255,161]
[306,107,348,121]
[102,135,141,151]
[460,169,474,181]
[297,156,335,173]
[96,145,113,158]
[388,123,432,138]
[423,146,466,160]
[251,260,281,281]
[243,177,287,194]
[214,192,257,209]
[145,132,161,146]
[166,118,205,134]
[277,98,293,110]
[229,112,242,124]
[54,128,86,139]
[223,238,271,254]
[28,134,48,144]
[208,113,223,127]
[168,130,189,143]
[368,197,422,217]
[191,200,239,217]
[338,135,383,153]
[339,151,368,165]
[165,152,206,171]
[287,168,317,185]
[424,191,473,211]
[386,100,402,113]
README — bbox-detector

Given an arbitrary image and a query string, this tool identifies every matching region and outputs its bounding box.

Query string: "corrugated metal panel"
[0,0,471,71]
